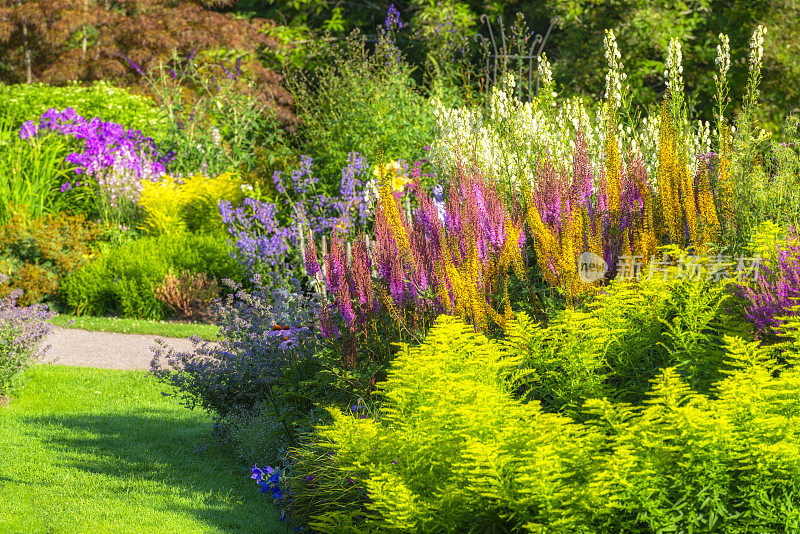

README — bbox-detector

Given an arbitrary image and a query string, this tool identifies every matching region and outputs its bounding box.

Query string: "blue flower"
[251,465,264,482]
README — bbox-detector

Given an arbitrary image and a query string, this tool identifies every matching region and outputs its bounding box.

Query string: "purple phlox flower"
[19,120,38,139]
[60,182,72,193]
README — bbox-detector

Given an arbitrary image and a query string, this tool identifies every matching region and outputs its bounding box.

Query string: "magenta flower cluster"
[306,167,527,341]
[19,108,173,206]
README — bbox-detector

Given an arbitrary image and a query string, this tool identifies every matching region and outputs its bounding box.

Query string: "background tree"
[0,0,294,124]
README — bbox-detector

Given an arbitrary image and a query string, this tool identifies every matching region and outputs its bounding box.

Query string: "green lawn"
[0,365,287,534]
[50,314,221,341]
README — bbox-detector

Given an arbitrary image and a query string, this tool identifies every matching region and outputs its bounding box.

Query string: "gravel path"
[41,327,214,371]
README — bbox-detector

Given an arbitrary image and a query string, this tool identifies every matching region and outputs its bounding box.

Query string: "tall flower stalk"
[306,165,527,347]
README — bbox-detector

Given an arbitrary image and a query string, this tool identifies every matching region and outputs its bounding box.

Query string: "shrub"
[0,81,165,139]
[285,315,800,533]
[150,275,324,447]
[138,172,244,236]
[0,273,56,396]
[60,232,242,319]
[508,266,750,413]
[0,210,101,306]
[153,269,219,322]
[288,24,435,191]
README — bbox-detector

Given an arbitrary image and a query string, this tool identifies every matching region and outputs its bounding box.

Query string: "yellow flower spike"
[679,150,699,247]
[377,166,415,270]
[696,163,722,250]
[657,102,684,246]
[605,112,621,214]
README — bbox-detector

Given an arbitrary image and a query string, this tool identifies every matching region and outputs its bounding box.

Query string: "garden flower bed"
[2,6,800,532]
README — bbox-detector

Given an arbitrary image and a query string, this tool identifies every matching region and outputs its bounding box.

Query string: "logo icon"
[578,252,607,283]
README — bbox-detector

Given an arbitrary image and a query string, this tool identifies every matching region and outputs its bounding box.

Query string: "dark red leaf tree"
[0,0,294,124]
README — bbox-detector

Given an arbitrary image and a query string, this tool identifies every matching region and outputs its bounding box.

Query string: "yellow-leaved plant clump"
[138,172,245,235]
[284,314,800,533]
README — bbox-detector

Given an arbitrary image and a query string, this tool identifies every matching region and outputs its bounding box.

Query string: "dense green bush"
[150,275,331,463]
[60,232,243,319]
[218,400,295,468]
[288,29,435,191]
[0,81,166,139]
[285,315,800,533]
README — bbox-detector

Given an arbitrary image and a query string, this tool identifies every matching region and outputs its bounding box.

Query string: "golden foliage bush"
[138,172,244,235]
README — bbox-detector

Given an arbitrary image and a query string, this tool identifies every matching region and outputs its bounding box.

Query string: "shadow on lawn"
[22,409,287,534]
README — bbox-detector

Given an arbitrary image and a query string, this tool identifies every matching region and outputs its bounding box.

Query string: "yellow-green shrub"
[508,270,750,413]
[285,315,800,533]
[138,172,244,235]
